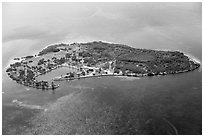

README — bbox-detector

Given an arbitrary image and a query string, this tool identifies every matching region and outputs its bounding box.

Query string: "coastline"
[6,43,201,68]
[53,73,123,81]
[183,53,201,65]
[154,48,201,64]
[5,41,201,90]
[3,43,202,134]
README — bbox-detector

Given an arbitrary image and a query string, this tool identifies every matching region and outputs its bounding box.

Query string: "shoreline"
[6,57,200,90]
[5,41,201,90]
[52,63,200,82]
[53,73,123,81]
[154,48,201,64]
[183,53,201,65]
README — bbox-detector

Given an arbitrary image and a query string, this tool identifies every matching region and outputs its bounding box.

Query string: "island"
[6,41,200,90]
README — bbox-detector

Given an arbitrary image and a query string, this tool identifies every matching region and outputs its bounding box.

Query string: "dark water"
[2,37,202,135]
[3,3,202,134]
[2,62,202,134]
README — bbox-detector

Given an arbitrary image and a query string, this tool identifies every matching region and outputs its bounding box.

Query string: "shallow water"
[3,3,202,134]
[2,63,202,134]
[36,67,76,81]
[2,42,202,134]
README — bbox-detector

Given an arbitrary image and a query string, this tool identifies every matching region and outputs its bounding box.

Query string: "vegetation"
[25,55,34,59]
[33,41,201,76]
[38,45,60,56]
[75,41,200,74]
[6,41,200,90]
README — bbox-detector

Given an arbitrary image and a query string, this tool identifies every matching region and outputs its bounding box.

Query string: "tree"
[27,69,35,80]
[114,68,120,74]
[81,71,85,76]
[13,62,21,67]
[147,72,154,76]
[38,58,44,65]
[59,57,66,64]
[72,55,77,61]
[6,67,13,72]
[65,53,71,59]
[78,52,83,57]
[70,72,75,78]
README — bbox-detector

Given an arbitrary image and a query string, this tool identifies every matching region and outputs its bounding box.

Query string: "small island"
[6,41,200,90]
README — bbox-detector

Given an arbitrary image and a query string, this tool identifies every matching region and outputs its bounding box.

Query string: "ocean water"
[2,44,202,134]
[3,2,202,134]
[3,3,202,135]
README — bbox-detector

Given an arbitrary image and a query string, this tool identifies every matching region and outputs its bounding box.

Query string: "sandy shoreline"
[183,53,201,64]
[5,45,201,91]
[154,48,201,64]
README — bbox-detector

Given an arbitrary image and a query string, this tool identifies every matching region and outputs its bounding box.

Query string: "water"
[2,60,202,134]
[2,42,202,135]
[2,3,201,134]
[2,41,202,134]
